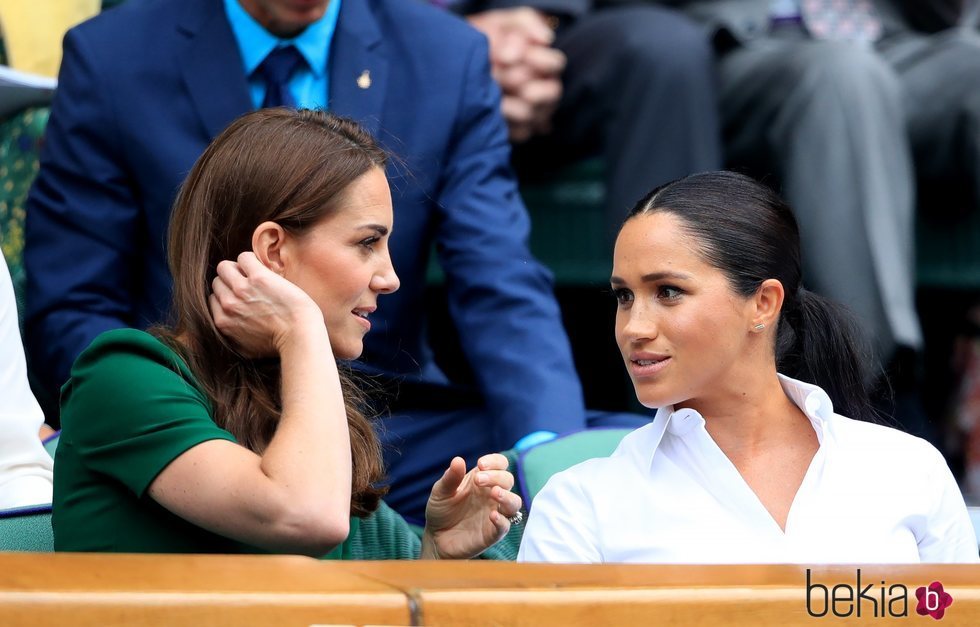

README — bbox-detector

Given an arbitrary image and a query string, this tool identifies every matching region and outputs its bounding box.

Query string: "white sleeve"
[517,469,602,563]
[916,448,978,563]
[0,257,53,509]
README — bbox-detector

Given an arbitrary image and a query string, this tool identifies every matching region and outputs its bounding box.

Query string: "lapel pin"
[357,70,371,90]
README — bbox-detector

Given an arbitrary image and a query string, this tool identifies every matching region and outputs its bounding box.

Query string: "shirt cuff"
[513,430,558,452]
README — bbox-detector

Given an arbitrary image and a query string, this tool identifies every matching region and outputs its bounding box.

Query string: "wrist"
[420,529,442,560]
[275,314,329,356]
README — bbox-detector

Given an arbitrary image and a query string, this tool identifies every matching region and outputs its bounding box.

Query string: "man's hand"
[468,8,566,142]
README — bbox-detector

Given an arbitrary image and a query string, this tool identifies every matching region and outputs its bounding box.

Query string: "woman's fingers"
[489,489,523,540]
[236,251,265,276]
[475,469,515,491]
[208,292,226,328]
[215,258,245,280]
[211,273,234,305]
[493,487,522,517]
[214,259,249,300]
[476,453,509,471]
[431,456,467,499]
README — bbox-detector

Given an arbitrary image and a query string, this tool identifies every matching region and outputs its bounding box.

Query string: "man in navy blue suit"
[25,0,647,520]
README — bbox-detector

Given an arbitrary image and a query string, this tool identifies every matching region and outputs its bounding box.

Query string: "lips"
[628,353,671,378]
[351,306,375,331]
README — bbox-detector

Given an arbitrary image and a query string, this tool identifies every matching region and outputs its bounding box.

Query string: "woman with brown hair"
[51,108,521,557]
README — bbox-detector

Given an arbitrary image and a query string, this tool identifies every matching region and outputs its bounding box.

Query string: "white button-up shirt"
[0,257,53,508]
[518,375,979,563]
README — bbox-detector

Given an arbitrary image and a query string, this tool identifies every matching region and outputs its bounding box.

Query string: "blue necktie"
[255,45,307,108]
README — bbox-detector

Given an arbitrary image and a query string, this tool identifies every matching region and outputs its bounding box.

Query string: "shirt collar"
[632,373,835,472]
[224,0,341,79]
[776,373,835,439]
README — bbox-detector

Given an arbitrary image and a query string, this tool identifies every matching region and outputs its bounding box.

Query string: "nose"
[372,259,400,294]
[617,303,657,345]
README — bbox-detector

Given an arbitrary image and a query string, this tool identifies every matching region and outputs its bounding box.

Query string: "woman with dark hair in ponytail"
[520,171,977,563]
[52,108,521,557]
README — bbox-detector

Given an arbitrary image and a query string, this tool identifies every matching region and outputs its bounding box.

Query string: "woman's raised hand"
[209,252,324,357]
[421,454,523,559]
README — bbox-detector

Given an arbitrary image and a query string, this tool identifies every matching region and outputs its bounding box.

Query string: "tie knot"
[255,45,307,85]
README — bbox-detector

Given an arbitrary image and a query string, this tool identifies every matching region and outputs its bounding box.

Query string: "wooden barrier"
[339,562,980,626]
[1,554,980,626]
[0,553,409,626]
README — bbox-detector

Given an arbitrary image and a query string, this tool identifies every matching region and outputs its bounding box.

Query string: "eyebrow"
[609,271,693,285]
[358,224,389,236]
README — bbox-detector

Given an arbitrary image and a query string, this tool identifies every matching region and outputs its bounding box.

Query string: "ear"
[251,221,289,274]
[751,278,785,332]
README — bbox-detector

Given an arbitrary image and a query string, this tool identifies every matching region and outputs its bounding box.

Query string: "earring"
[753,323,765,331]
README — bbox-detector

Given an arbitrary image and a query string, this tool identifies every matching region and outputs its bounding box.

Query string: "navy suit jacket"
[25,0,587,445]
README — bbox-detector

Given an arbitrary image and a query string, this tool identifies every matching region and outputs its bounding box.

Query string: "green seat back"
[0,505,54,551]
[518,428,631,503]
[916,208,980,289]
[0,432,56,552]
[42,432,59,459]
[519,158,609,286]
[426,158,609,287]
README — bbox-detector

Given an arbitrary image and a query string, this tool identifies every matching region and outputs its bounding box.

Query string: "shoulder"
[369,0,485,46]
[826,413,946,471]
[367,0,489,72]
[73,0,194,31]
[63,329,206,422]
[64,0,200,57]
[537,425,653,503]
[523,432,650,562]
[72,328,188,376]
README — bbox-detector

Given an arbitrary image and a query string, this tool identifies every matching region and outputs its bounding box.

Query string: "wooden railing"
[1,554,979,626]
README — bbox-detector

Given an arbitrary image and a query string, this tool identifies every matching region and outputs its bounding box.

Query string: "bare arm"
[147,253,352,556]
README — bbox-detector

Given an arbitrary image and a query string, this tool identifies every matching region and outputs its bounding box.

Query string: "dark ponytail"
[626,171,877,421]
[777,288,877,422]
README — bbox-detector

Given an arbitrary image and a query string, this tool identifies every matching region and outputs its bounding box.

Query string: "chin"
[636,396,662,410]
[332,341,363,361]
[632,383,676,410]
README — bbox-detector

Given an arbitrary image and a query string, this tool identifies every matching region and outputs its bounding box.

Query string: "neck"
[678,363,810,455]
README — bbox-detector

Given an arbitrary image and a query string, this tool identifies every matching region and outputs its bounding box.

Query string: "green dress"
[52,329,410,558]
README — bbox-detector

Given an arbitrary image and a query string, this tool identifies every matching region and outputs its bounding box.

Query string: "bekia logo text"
[806,569,953,619]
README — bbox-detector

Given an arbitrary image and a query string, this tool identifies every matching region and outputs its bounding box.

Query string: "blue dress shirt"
[223,0,341,109]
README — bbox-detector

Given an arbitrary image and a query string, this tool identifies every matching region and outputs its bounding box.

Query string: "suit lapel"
[176,0,252,139]
[329,0,388,137]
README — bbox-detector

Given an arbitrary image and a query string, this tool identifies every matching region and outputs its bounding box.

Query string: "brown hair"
[155,108,388,516]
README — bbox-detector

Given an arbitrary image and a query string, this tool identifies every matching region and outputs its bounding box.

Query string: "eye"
[612,288,634,307]
[358,236,380,250]
[657,285,683,301]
